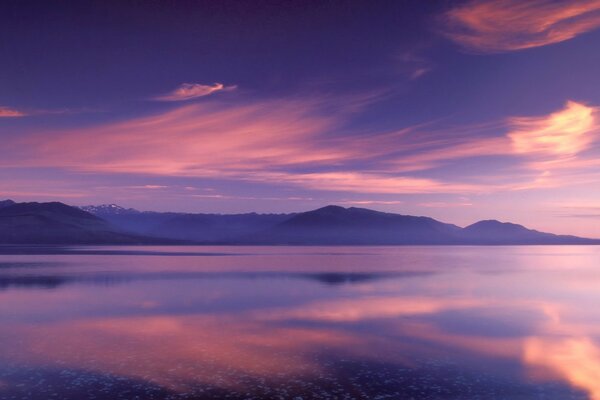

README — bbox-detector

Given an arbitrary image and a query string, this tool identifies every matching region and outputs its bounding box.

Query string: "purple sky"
[2,0,600,236]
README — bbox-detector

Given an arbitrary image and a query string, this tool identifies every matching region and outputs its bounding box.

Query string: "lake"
[0,245,599,399]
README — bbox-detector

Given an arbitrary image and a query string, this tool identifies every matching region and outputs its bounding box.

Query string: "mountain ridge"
[2,200,598,245]
[0,201,181,244]
[80,204,141,215]
[77,202,600,245]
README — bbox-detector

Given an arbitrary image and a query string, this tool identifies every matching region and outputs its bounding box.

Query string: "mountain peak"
[312,205,347,214]
[80,204,141,215]
[1,201,102,221]
[465,220,529,232]
[0,199,15,209]
[0,200,172,244]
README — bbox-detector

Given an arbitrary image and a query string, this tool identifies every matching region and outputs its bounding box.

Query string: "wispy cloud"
[3,96,600,197]
[504,101,600,190]
[338,200,404,206]
[154,82,236,102]
[128,185,168,190]
[0,106,26,117]
[442,0,600,53]
[509,100,598,157]
[259,171,482,194]
[418,201,473,208]
[2,96,487,195]
[396,52,432,80]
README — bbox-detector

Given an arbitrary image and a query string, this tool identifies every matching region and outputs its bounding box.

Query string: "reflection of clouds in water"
[259,296,482,322]
[2,246,600,398]
[1,315,357,392]
[526,337,600,400]
[521,301,600,400]
[260,291,600,400]
[1,311,588,399]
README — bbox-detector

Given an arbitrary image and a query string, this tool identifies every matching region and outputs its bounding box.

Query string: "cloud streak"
[442,0,600,53]
[509,100,598,157]
[8,96,483,195]
[2,96,600,198]
[154,82,235,101]
[0,106,26,117]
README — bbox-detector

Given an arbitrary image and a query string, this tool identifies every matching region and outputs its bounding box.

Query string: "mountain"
[0,201,175,244]
[244,205,463,244]
[149,212,294,242]
[81,203,293,242]
[240,206,599,245]
[86,211,179,236]
[461,220,596,245]
[64,203,600,245]
[80,204,141,215]
[0,199,15,209]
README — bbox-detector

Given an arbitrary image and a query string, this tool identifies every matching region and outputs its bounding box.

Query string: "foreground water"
[0,246,599,400]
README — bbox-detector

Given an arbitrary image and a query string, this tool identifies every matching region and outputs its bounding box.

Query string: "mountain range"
[0,200,597,245]
[0,201,174,244]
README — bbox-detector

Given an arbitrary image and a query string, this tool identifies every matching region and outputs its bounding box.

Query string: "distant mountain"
[461,220,596,245]
[81,203,293,242]
[244,205,463,244]
[25,202,600,245]
[80,204,141,215]
[0,201,176,244]
[150,212,294,242]
[0,199,15,209]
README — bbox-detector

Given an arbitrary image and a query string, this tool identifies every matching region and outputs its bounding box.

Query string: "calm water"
[0,246,599,400]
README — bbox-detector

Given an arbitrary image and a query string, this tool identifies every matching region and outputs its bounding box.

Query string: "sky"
[2,0,600,237]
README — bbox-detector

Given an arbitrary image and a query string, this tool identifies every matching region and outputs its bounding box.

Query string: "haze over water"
[1,246,599,399]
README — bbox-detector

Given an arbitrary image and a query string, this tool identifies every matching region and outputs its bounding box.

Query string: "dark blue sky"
[2,0,600,236]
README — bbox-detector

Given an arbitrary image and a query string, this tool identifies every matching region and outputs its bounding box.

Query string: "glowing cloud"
[443,0,600,53]
[3,95,600,199]
[5,97,488,195]
[508,101,598,157]
[154,82,235,101]
[0,106,26,117]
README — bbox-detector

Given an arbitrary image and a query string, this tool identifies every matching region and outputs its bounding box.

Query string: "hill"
[77,203,600,245]
[461,220,596,245]
[245,205,463,244]
[0,201,175,244]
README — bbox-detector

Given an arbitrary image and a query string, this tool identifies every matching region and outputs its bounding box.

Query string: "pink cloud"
[154,82,236,101]
[0,106,26,117]
[442,0,600,53]
[504,101,600,189]
[418,201,473,208]
[259,171,484,194]
[509,100,598,157]
[3,96,600,198]
[338,200,404,206]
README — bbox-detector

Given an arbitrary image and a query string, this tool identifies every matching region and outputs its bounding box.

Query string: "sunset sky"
[2,0,600,236]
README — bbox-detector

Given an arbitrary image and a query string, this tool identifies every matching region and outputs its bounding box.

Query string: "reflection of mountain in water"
[0,271,429,291]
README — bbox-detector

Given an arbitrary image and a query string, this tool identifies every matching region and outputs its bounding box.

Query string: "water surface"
[0,245,599,399]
